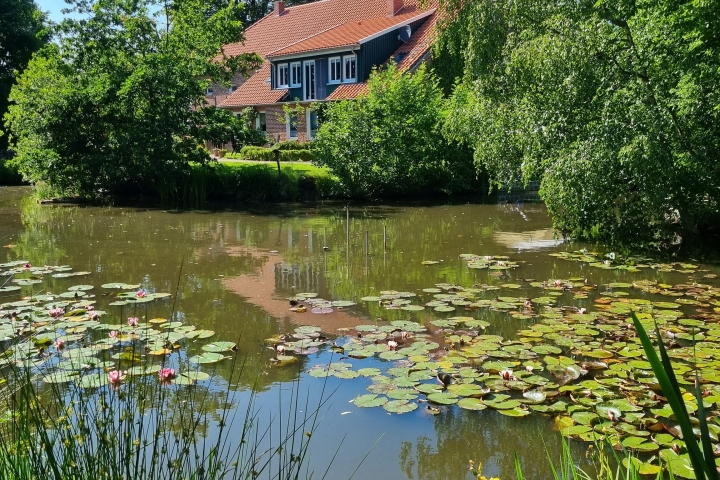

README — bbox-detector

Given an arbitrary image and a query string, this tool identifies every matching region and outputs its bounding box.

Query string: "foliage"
[314,63,477,198]
[239,0,317,28]
[0,0,49,151]
[4,0,261,199]
[198,107,265,152]
[631,311,717,480]
[231,146,318,162]
[157,162,343,206]
[439,0,720,247]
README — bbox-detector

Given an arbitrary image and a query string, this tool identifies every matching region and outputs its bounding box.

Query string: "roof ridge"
[265,22,345,56]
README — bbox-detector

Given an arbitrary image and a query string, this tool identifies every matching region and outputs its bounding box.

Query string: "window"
[303,61,315,100]
[287,112,298,139]
[256,112,267,135]
[290,62,301,87]
[205,87,214,96]
[329,57,342,83]
[343,56,356,82]
[307,109,318,139]
[276,63,289,88]
[229,84,238,93]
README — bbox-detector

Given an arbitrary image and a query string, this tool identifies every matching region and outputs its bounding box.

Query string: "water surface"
[1,187,717,479]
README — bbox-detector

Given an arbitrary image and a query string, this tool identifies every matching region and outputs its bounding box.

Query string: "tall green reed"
[0,344,327,480]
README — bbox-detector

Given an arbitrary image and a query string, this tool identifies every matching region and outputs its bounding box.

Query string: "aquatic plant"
[0,259,330,479]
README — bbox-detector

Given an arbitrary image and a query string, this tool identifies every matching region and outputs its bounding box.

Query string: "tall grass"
[156,163,344,208]
[0,348,328,480]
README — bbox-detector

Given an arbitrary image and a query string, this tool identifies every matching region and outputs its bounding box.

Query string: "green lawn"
[217,160,331,176]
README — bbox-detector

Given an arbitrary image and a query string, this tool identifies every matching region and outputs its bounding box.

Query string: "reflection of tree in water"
[399,409,592,480]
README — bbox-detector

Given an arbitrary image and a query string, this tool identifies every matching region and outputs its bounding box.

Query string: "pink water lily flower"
[86,305,94,311]
[387,340,398,350]
[158,368,176,383]
[500,369,514,381]
[136,290,147,298]
[108,370,125,388]
[127,317,138,327]
[88,310,99,319]
[54,339,65,350]
[109,330,118,338]
[23,263,31,269]
[49,307,64,318]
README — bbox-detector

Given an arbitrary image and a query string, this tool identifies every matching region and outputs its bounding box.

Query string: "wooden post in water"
[346,207,350,247]
[383,225,387,251]
[323,227,327,250]
[365,230,369,255]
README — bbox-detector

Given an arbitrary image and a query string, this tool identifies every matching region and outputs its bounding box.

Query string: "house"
[209,0,437,143]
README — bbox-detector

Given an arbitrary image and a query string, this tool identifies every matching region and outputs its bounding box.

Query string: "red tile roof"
[221,63,288,107]
[390,11,436,71]
[219,0,437,108]
[267,8,435,58]
[325,82,369,100]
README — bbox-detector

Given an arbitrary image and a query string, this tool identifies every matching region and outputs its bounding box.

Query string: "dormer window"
[276,63,289,88]
[290,62,301,87]
[229,84,238,93]
[329,57,342,84]
[343,56,356,82]
[205,87,214,96]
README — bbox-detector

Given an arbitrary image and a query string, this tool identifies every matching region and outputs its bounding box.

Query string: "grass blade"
[631,312,711,479]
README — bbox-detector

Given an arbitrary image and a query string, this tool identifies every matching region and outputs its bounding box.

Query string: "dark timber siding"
[359,17,428,79]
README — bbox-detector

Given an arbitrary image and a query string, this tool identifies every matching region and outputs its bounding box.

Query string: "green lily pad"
[201,341,236,352]
[383,400,418,414]
[188,352,225,364]
[353,394,387,408]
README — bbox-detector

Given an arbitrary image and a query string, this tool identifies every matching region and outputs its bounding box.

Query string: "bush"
[238,146,274,161]
[233,146,318,162]
[280,150,317,162]
[272,140,313,151]
[314,63,477,198]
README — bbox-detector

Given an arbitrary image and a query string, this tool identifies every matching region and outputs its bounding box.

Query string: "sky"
[35,0,76,23]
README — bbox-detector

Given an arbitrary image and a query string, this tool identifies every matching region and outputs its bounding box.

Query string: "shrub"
[314,63,476,198]
[272,140,313,151]
[238,146,274,161]
[279,150,317,162]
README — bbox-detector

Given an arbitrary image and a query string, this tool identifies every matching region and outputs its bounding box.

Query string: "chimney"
[275,1,285,16]
[387,0,402,16]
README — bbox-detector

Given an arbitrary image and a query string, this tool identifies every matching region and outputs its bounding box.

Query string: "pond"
[1,186,719,479]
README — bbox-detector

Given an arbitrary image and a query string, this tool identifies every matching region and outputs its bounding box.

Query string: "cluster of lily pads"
[0,260,236,388]
[287,253,720,477]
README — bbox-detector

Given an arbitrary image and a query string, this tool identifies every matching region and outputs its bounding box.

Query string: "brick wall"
[205,71,249,106]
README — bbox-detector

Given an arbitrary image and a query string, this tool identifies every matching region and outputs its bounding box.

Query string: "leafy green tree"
[196,106,264,151]
[439,0,720,246]
[314,63,476,198]
[0,0,48,151]
[4,0,261,198]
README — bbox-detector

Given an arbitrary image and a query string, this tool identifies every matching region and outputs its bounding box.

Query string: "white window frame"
[328,57,342,84]
[306,108,318,139]
[205,86,214,96]
[229,84,238,93]
[290,62,301,87]
[342,55,356,82]
[286,112,298,140]
[256,111,267,135]
[303,60,316,101]
[276,63,289,88]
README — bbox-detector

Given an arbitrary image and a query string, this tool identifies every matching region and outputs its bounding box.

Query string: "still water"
[1,186,717,480]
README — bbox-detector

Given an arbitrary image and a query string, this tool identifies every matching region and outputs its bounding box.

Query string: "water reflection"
[2,187,718,480]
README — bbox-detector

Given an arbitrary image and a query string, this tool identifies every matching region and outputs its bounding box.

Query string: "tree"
[0,0,48,151]
[439,0,720,247]
[314,63,476,198]
[4,0,261,197]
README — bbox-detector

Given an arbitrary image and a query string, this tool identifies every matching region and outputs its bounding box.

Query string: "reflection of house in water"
[493,228,564,251]
[274,259,325,294]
